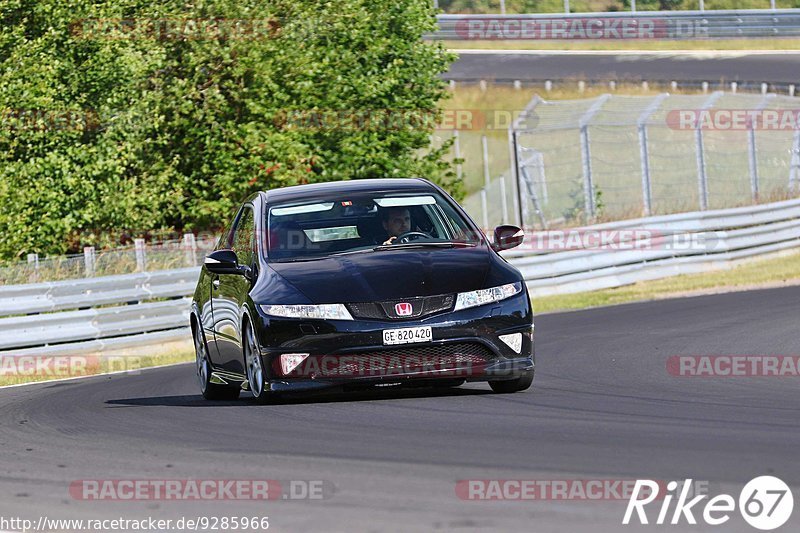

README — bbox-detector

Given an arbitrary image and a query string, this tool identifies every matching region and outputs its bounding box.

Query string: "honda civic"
[190,178,534,403]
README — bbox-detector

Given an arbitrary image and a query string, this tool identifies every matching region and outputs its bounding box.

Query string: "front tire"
[194,326,240,401]
[488,369,534,394]
[244,323,272,404]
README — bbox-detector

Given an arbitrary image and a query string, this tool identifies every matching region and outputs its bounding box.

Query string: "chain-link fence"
[451,92,800,230]
[5,91,800,283]
[0,235,218,285]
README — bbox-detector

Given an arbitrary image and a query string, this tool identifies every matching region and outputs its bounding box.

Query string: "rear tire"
[488,369,534,394]
[244,323,272,405]
[194,325,240,401]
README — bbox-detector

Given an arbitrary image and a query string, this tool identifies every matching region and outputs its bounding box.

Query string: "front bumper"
[254,291,534,393]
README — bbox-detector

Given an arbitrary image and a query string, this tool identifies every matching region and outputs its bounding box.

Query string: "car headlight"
[454,282,523,311]
[260,304,354,320]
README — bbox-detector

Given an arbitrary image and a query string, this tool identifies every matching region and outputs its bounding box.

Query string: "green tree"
[0,0,457,259]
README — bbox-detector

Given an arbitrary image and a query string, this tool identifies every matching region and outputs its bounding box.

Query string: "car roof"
[263,178,437,204]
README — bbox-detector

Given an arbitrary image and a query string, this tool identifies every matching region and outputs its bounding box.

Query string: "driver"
[381,207,413,245]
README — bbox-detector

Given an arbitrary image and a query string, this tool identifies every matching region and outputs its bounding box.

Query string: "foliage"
[0,0,457,259]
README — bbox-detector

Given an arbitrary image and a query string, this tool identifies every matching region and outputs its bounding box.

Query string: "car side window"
[215,206,242,251]
[231,206,255,266]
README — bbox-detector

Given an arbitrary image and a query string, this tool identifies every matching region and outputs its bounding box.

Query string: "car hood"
[268,247,493,303]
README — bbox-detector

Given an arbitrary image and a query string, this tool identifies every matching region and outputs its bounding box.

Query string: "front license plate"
[383,326,432,345]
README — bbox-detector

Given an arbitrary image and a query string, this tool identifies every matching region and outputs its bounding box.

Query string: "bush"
[0,0,457,259]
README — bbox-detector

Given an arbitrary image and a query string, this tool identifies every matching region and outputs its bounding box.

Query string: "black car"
[190,178,534,403]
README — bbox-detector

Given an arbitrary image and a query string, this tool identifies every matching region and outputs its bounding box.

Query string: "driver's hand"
[382,236,396,245]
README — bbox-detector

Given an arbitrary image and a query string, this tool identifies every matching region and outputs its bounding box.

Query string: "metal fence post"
[695,128,709,210]
[481,135,491,190]
[480,189,489,231]
[578,94,611,220]
[500,0,506,14]
[747,126,759,201]
[134,238,147,272]
[83,247,95,277]
[579,125,595,218]
[453,130,462,183]
[695,91,723,210]
[790,126,800,192]
[534,151,548,205]
[499,176,509,224]
[183,233,197,267]
[27,253,39,283]
[748,94,776,202]
[510,130,523,226]
[637,94,668,216]
[638,124,653,216]
[564,0,570,14]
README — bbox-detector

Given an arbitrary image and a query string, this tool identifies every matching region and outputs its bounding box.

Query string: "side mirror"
[204,249,242,275]
[492,225,524,252]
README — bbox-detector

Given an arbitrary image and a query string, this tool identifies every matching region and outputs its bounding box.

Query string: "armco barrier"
[0,198,798,355]
[432,10,800,41]
[0,267,199,316]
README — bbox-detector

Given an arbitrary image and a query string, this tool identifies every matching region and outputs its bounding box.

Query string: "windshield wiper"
[372,241,477,251]
[276,248,375,262]
[328,248,376,257]
[275,242,476,261]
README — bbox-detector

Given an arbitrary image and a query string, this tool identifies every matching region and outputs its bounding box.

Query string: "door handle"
[212,278,220,289]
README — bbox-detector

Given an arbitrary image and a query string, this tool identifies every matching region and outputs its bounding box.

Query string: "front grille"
[346,302,385,320]
[286,342,495,378]
[347,294,455,321]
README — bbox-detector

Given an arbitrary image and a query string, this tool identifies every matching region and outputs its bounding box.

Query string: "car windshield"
[266,192,481,262]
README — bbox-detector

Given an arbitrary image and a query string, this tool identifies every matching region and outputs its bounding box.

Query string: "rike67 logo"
[623,476,794,530]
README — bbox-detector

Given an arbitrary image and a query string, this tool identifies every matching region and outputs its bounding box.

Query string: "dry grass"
[533,248,800,314]
[0,340,194,387]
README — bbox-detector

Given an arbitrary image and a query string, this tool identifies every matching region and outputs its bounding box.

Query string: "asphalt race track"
[1,286,799,532]
[447,51,800,85]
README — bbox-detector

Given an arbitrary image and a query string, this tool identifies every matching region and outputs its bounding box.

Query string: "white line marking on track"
[0,361,192,390]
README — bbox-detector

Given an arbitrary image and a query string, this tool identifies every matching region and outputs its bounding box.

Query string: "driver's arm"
[382,236,396,245]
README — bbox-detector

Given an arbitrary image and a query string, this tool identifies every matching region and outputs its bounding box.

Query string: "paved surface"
[447,51,800,84]
[1,286,799,532]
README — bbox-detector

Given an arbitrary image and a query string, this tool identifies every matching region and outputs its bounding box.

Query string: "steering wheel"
[396,231,432,244]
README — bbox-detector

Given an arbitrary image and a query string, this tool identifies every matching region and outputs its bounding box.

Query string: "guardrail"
[431,10,800,40]
[510,197,800,295]
[1,198,798,355]
[0,268,199,356]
